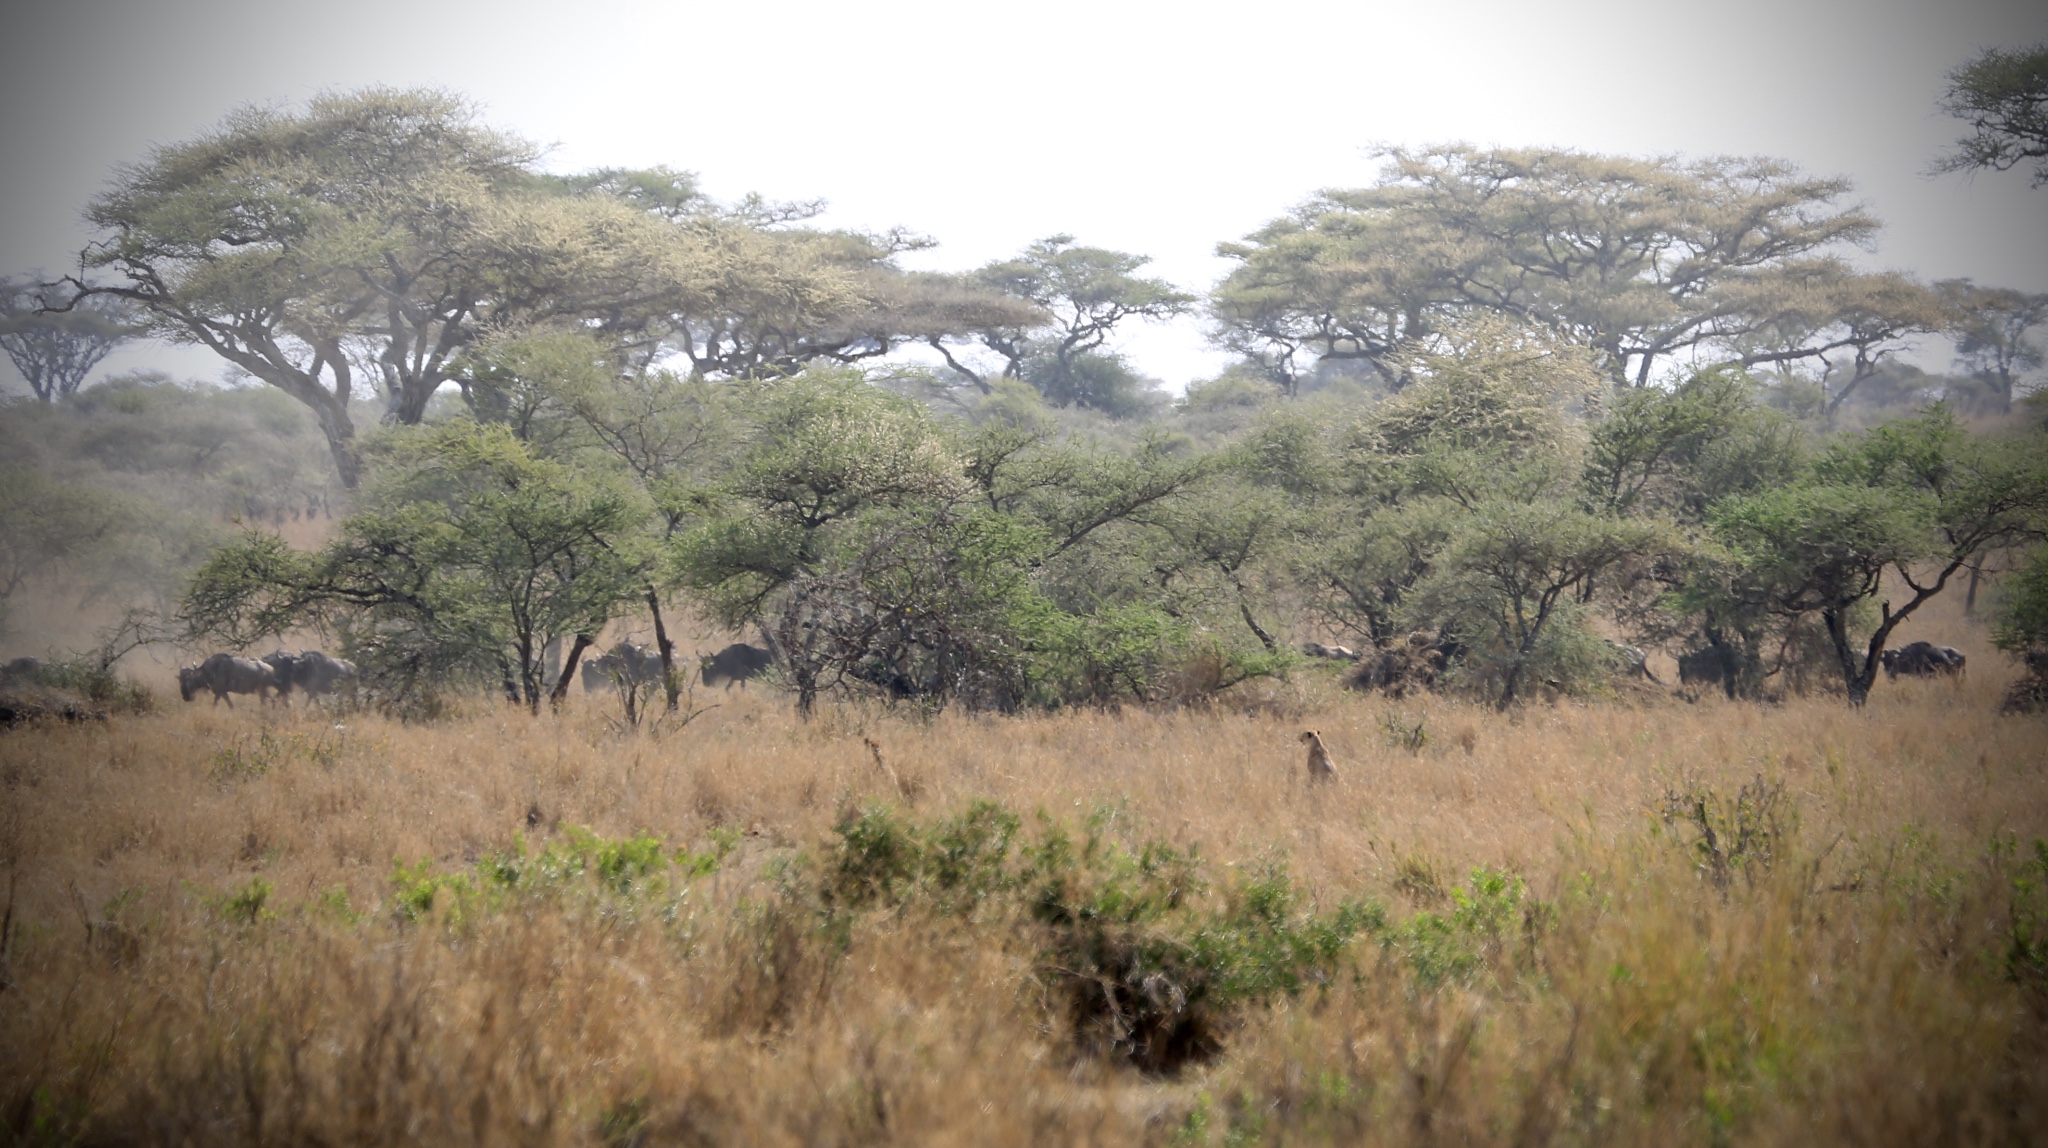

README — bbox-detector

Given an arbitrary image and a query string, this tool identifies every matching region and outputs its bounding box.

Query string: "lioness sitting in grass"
[1300,730,1338,782]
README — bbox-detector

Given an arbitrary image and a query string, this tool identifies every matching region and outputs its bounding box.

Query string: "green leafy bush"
[813,802,1381,1072]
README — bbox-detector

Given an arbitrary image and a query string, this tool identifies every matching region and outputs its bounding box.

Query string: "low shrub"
[812,801,1382,1072]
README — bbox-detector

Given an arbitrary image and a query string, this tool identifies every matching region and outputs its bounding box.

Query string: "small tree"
[0,275,138,401]
[958,237,1193,411]
[1938,280,2048,415]
[459,329,740,711]
[1406,498,1666,707]
[1705,407,2048,704]
[1992,545,2048,661]
[183,423,650,714]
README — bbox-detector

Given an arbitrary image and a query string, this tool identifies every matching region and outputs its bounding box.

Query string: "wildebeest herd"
[577,640,775,693]
[571,640,774,693]
[176,649,358,707]
[150,633,1966,712]
[171,639,778,710]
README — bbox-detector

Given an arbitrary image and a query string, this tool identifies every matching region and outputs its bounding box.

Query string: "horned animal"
[1881,641,1966,679]
[1300,730,1339,783]
[700,643,774,689]
[262,649,358,703]
[581,642,665,692]
[178,653,278,707]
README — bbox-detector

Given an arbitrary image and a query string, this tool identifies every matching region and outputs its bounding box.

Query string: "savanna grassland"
[3,596,2045,1147]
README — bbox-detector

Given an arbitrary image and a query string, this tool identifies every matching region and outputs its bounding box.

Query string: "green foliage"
[1936,279,2048,415]
[1690,405,2048,702]
[1585,366,1798,519]
[1406,500,1668,706]
[963,236,1193,410]
[76,87,1002,486]
[1385,868,1531,988]
[16,653,154,715]
[675,369,1258,714]
[1026,349,1163,417]
[184,422,651,713]
[1992,545,2048,659]
[2002,836,2048,989]
[207,878,274,926]
[390,826,730,929]
[0,463,131,635]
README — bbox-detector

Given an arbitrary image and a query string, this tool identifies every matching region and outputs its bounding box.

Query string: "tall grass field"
[3,597,2044,1145]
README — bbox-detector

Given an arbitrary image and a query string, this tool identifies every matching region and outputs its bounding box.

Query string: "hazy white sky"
[3,0,2044,391]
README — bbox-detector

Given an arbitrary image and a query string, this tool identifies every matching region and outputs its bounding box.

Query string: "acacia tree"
[946,236,1193,411]
[72,90,725,487]
[1938,279,2048,414]
[544,165,1044,383]
[1732,266,1952,423]
[0,275,139,401]
[1213,145,1882,392]
[1933,42,2048,186]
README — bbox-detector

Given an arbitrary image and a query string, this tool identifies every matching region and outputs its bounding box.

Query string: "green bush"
[813,802,1381,1072]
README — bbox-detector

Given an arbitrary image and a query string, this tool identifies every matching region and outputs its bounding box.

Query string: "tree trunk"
[1823,607,1874,706]
[309,404,363,490]
[1497,658,1524,710]
[646,585,679,713]
[519,636,541,715]
[1704,626,1745,700]
[549,634,594,712]
[1965,561,1983,617]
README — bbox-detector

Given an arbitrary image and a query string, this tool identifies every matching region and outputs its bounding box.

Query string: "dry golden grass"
[3,595,2045,1145]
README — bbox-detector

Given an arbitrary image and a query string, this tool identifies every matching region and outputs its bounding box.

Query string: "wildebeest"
[1881,641,1966,679]
[0,656,44,679]
[700,643,773,689]
[1300,642,1358,661]
[581,641,666,692]
[261,649,359,703]
[178,653,279,707]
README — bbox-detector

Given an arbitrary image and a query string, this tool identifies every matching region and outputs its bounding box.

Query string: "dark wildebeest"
[1881,641,1966,679]
[581,642,665,693]
[179,653,279,707]
[0,656,44,679]
[700,643,773,690]
[262,649,358,703]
